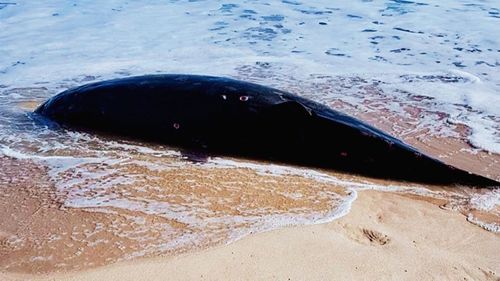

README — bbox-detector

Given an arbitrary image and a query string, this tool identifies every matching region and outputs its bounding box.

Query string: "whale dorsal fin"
[265,101,313,119]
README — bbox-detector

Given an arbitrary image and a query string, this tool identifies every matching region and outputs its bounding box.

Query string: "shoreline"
[1,0,500,279]
[2,190,498,281]
[1,111,499,279]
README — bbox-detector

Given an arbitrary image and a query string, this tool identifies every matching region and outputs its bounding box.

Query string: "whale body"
[35,74,499,186]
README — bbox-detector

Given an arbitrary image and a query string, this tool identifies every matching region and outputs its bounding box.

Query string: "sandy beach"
[1,1,500,280]
[1,93,498,280]
[1,189,497,281]
[1,98,499,280]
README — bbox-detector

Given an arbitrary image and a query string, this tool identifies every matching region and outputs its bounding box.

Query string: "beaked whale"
[35,74,499,186]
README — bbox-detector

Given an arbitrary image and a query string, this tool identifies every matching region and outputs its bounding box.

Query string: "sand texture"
[2,190,498,281]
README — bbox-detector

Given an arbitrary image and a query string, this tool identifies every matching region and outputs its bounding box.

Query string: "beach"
[1,128,499,280]
[1,0,499,280]
[1,184,498,280]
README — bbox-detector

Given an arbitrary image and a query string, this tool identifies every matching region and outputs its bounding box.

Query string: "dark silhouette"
[35,74,499,187]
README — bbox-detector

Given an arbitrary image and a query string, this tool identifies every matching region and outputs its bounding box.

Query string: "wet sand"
[2,190,498,281]
[0,138,499,280]
[0,91,499,280]
[1,0,500,279]
[0,155,351,273]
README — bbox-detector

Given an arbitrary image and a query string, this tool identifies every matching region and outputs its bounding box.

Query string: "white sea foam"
[1,0,499,152]
[467,214,500,233]
[1,2,497,191]
[207,157,431,193]
[0,0,499,262]
[469,189,500,212]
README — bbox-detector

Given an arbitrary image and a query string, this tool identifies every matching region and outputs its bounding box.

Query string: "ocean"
[0,0,499,272]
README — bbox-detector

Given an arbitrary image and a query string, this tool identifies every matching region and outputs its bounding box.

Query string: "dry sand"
[1,100,499,280]
[2,190,498,281]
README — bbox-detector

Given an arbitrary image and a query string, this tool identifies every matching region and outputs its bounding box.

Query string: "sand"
[1,100,499,280]
[2,190,498,281]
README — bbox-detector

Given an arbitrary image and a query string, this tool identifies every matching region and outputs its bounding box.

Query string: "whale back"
[35,74,499,186]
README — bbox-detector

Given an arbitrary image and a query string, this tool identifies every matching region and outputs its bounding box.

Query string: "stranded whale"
[35,74,498,186]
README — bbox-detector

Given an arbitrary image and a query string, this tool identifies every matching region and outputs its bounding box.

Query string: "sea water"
[0,0,499,272]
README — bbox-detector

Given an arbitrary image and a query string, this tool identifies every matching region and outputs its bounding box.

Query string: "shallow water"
[0,0,499,273]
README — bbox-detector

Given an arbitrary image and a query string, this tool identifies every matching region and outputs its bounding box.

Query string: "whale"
[35,74,499,186]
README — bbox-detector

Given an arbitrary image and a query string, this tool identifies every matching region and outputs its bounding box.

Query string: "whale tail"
[262,101,499,187]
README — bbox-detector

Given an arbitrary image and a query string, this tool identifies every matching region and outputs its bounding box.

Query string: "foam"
[469,189,500,212]
[0,1,499,264]
[467,214,500,233]
[1,0,499,153]
[207,157,428,193]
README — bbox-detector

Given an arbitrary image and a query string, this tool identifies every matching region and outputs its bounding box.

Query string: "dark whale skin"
[35,74,499,186]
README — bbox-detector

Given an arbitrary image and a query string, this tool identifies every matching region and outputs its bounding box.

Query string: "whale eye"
[239,96,249,101]
[173,123,180,129]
